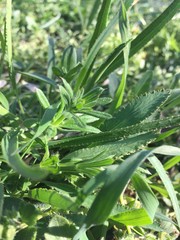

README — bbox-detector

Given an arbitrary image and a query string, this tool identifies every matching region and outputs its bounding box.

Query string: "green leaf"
[133,70,153,96]
[132,173,159,220]
[87,0,101,27]
[49,115,180,151]
[27,188,75,211]
[85,43,126,90]
[88,0,112,51]
[74,13,118,92]
[152,145,180,156]
[110,208,152,226]
[44,215,77,239]
[21,72,56,87]
[0,105,9,116]
[14,227,37,240]
[34,107,57,139]
[99,0,180,81]
[61,45,78,73]
[47,37,55,79]
[6,0,16,90]
[148,155,180,228]
[83,150,152,227]
[0,91,9,110]
[0,183,3,219]
[163,156,180,170]
[102,90,170,131]
[110,0,131,110]
[2,132,49,181]
[19,201,39,226]
[36,88,50,109]
[79,110,112,120]
[63,132,156,162]
[163,89,180,110]
[62,78,74,99]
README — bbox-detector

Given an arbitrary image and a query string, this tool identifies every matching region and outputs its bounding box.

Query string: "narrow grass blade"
[148,155,180,227]
[84,150,152,227]
[87,0,101,27]
[0,30,6,77]
[85,43,126,90]
[132,173,159,220]
[88,0,112,51]
[6,0,16,90]
[74,13,118,92]
[99,0,180,81]
[21,72,56,87]
[149,156,180,180]
[73,150,152,240]
[133,70,153,96]
[110,0,131,111]
[0,183,3,219]
[47,37,55,79]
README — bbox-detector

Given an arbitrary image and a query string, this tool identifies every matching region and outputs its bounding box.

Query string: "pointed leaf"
[102,91,170,131]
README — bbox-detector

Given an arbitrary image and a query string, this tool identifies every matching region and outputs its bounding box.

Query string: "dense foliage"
[0,0,180,239]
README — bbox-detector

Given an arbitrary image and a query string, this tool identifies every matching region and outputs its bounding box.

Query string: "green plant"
[0,0,180,239]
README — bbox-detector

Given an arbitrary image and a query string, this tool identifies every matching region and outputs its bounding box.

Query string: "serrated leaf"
[49,115,180,150]
[63,132,156,161]
[102,91,170,131]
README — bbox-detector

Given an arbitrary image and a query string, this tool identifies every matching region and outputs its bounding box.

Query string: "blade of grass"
[21,72,56,87]
[99,0,180,81]
[73,150,152,240]
[85,43,126,91]
[88,0,112,52]
[0,183,3,219]
[74,13,119,92]
[110,0,131,112]
[87,0,101,27]
[6,0,16,91]
[148,155,180,228]
[132,173,159,220]
[149,155,180,180]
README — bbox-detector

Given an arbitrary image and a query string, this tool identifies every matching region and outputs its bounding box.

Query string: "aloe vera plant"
[0,0,180,239]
